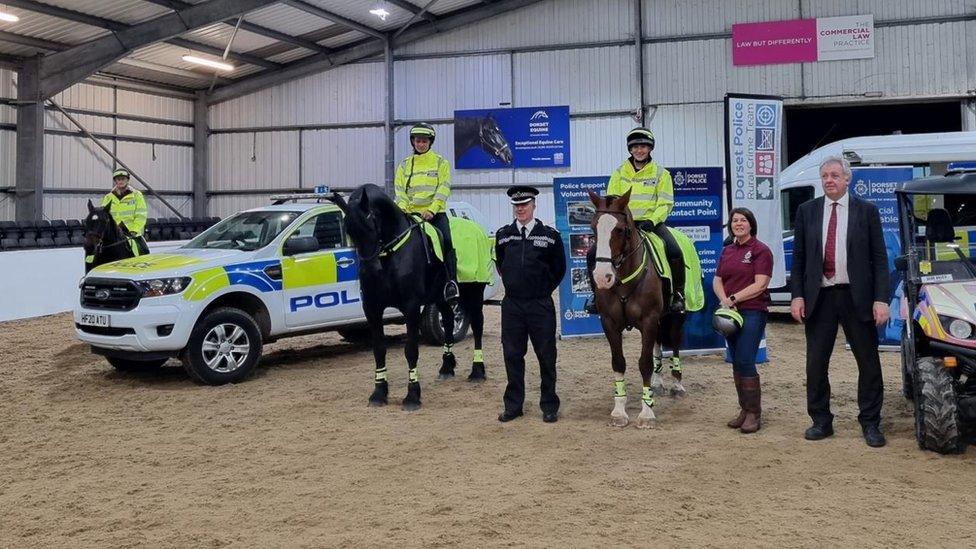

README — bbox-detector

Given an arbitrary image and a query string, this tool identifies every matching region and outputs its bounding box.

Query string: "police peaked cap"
[507,185,539,204]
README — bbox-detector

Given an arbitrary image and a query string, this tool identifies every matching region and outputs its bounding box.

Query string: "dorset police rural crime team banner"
[850,166,914,347]
[553,169,726,354]
[725,94,787,288]
[454,106,570,169]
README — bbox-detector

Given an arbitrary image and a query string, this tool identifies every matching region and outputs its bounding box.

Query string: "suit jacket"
[790,194,889,321]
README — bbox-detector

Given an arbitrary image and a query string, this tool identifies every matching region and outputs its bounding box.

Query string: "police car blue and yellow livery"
[73,198,500,375]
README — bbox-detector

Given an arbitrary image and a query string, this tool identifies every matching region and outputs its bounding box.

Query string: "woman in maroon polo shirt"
[714,207,773,434]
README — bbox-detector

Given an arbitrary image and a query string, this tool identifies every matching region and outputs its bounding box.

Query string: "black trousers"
[501,296,559,414]
[428,212,457,282]
[805,286,884,427]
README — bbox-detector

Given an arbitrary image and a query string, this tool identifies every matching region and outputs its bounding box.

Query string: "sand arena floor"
[1,307,974,548]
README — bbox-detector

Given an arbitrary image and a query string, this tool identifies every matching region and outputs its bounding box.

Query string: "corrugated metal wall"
[204,0,976,228]
[1,68,195,222]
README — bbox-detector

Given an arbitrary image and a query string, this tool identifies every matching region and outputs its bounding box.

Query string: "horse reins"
[356,214,421,262]
[593,210,651,305]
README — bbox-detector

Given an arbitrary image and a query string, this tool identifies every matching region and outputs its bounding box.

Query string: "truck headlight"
[137,277,191,297]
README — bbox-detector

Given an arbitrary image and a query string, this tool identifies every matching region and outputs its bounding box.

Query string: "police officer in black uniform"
[495,186,567,423]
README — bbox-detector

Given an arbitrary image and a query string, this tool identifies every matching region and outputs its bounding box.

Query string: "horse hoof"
[609,415,630,428]
[368,398,387,407]
[402,400,421,412]
[670,386,687,398]
[467,374,486,383]
[636,417,657,429]
[437,372,455,381]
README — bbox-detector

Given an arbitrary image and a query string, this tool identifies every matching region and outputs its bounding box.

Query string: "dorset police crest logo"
[854,180,868,197]
[673,171,686,187]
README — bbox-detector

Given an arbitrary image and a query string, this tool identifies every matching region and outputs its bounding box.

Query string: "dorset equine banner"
[725,94,787,288]
[732,14,874,66]
[553,169,726,355]
[453,106,570,169]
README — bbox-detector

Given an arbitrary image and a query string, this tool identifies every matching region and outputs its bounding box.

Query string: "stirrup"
[670,294,685,313]
[444,280,459,301]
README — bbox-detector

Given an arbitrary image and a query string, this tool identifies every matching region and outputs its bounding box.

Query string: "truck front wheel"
[182,307,263,385]
[913,357,964,454]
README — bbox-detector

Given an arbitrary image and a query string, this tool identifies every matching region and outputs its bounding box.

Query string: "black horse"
[455,115,513,165]
[83,199,139,273]
[334,184,457,410]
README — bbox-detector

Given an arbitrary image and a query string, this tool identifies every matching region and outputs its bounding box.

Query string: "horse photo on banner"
[552,169,726,355]
[453,106,570,169]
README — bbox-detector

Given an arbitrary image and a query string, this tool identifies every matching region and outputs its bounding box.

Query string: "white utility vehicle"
[74,192,499,384]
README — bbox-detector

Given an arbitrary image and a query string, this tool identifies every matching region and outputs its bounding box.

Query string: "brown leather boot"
[739,375,761,433]
[727,374,746,428]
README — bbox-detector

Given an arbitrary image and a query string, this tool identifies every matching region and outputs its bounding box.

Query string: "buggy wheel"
[913,357,965,454]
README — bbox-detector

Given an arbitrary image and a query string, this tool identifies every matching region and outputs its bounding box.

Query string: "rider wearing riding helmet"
[101,168,149,257]
[394,123,459,301]
[585,127,685,314]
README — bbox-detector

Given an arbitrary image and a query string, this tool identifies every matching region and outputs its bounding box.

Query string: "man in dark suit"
[790,155,890,447]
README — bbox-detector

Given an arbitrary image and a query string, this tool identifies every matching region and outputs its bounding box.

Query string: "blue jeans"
[727,310,767,377]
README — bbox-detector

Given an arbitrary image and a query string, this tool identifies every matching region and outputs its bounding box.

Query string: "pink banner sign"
[732,18,817,66]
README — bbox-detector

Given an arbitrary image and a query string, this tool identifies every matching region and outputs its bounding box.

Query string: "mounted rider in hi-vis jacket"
[101,168,149,257]
[393,122,460,302]
[586,127,685,313]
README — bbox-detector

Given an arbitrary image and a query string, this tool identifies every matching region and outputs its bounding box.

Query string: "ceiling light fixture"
[182,55,234,72]
[0,11,20,23]
[369,8,390,21]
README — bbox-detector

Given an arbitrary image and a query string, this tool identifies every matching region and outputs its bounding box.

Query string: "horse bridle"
[356,212,421,262]
[86,222,136,256]
[593,210,644,276]
[479,122,510,159]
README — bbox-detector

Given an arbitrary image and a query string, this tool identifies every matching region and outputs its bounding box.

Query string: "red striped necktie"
[824,202,838,279]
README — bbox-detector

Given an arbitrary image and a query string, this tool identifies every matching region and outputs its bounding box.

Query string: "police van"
[774,131,976,304]
[74,190,499,384]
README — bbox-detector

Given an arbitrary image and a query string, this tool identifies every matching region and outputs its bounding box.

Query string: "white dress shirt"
[821,191,849,286]
[517,218,537,237]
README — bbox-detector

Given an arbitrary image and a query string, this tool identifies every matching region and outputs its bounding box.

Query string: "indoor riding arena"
[2,1,975,547]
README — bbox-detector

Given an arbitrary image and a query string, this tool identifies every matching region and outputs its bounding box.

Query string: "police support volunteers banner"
[850,166,914,348]
[725,94,787,288]
[454,106,570,169]
[553,169,726,354]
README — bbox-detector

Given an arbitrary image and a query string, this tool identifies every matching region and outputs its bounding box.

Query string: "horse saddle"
[642,227,705,313]
[408,215,445,263]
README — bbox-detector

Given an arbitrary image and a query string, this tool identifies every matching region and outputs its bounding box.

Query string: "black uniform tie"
[521,226,527,239]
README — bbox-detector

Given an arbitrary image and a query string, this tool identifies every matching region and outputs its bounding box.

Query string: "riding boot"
[727,374,747,429]
[668,258,686,313]
[584,247,599,315]
[739,375,762,434]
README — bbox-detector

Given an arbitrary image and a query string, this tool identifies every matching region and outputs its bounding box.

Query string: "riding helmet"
[712,307,743,338]
[112,168,130,179]
[409,123,436,144]
[626,127,655,150]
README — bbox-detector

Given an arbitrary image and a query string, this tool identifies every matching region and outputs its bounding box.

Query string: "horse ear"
[588,190,601,207]
[617,188,633,210]
[87,199,94,212]
[332,192,348,214]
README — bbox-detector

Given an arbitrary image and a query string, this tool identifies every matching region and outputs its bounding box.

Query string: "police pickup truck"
[74,192,498,384]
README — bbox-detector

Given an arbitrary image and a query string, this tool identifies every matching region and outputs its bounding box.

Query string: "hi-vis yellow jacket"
[394,150,451,214]
[606,159,674,225]
[101,188,148,236]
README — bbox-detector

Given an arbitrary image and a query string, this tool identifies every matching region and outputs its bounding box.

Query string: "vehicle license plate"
[79,313,110,327]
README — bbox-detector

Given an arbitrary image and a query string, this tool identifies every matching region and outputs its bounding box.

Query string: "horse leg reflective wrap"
[670,356,682,373]
[468,348,486,382]
[609,374,629,427]
[653,356,663,374]
[402,367,422,411]
[439,344,457,380]
[636,386,658,429]
[409,368,419,383]
[374,367,388,383]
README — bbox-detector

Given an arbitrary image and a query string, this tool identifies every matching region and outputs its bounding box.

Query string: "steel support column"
[634,0,646,124]
[14,58,44,221]
[384,37,396,195]
[193,91,210,217]
[963,99,976,132]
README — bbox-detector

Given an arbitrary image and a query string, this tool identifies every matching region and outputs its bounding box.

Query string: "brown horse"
[588,189,686,428]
